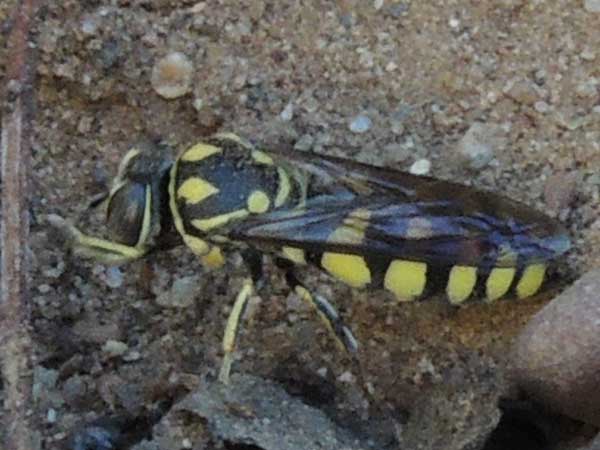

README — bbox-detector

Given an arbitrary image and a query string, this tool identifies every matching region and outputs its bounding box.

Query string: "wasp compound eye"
[106,181,151,247]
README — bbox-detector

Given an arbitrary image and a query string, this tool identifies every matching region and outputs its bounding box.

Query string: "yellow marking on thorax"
[516,264,546,299]
[321,208,371,288]
[274,168,291,207]
[201,246,226,269]
[181,143,222,162]
[485,267,515,302]
[384,260,427,302]
[191,209,249,232]
[252,150,274,165]
[247,190,271,213]
[446,265,477,304]
[177,177,219,204]
[282,246,306,265]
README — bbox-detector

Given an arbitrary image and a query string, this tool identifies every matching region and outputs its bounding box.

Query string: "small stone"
[38,284,52,294]
[47,408,57,423]
[511,269,600,426]
[584,0,600,12]
[374,0,384,10]
[294,134,314,151]
[104,266,124,288]
[80,16,99,36]
[192,98,204,111]
[576,78,598,98]
[505,79,539,105]
[151,52,193,99]
[385,61,398,72]
[387,3,409,17]
[280,102,294,121]
[155,275,199,308]
[102,340,129,357]
[534,100,550,113]
[409,159,431,175]
[338,371,355,384]
[123,350,142,362]
[449,17,460,28]
[544,171,579,211]
[581,49,596,61]
[349,115,372,133]
[383,143,411,163]
[455,122,503,170]
[62,375,89,406]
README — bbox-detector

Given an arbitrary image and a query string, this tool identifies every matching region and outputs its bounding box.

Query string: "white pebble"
[409,158,431,175]
[151,52,193,99]
[47,408,57,423]
[104,266,124,288]
[102,339,128,357]
[584,0,600,12]
[338,371,356,383]
[349,115,372,133]
[280,102,294,121]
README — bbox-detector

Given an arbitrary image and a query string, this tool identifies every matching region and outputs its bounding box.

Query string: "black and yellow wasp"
[52,132,571,383]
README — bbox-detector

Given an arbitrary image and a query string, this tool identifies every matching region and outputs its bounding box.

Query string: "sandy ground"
[2,0,600,449]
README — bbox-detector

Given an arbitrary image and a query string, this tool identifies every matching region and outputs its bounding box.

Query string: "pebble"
[454,122,501,170]
[584,0,600,12]
[102,340,129,357]
[544,171,579,211]
[151,52,193,99]
[505,79,539,105]
[294,134,314,151]
[155,275,199,308]
[510,269,600,426]
[337,371,355,383]
[280,102,294,121]
[104,266,124,288]
[409,158,431,175]
[47,408,57,423]
[349,115,372,133]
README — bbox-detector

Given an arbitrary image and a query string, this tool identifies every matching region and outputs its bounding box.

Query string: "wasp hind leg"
[218,248,264,384]
[46,214,146,265]
[276,258,359,355]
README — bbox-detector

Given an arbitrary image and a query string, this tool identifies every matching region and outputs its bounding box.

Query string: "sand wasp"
[51,133,570,383]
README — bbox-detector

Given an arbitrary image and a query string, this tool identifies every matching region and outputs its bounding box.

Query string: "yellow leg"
[46,214,146,265]
[218,277,254,384]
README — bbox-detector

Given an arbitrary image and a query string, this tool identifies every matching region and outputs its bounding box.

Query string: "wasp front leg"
[218,248,264,384]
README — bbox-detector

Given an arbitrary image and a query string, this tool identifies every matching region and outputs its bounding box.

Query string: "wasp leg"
[218,249,264,384]
[276,258,359,355]
[46,214,146,265]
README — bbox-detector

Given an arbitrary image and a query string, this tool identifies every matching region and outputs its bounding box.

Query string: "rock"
[455,122,504,170]
[410,158,431,175]
[584,0,600,13]
[544,171,579,211]
[155,275,199,308]
[510,270,600,426]
[151,52,193,99]
[349,115,372,133]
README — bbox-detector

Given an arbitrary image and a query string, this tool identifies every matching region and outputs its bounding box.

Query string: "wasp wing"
[231,149,569,268]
